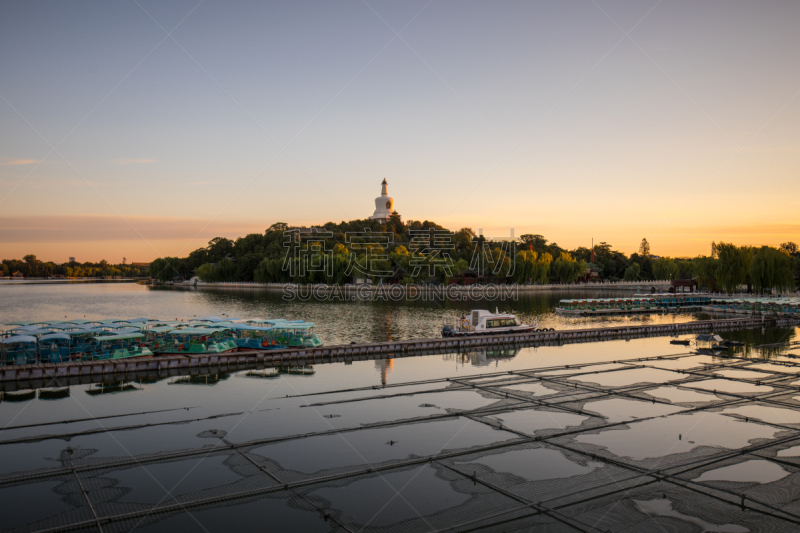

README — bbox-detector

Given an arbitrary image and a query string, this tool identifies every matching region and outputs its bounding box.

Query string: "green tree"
[206,237,234,263]
[623,263,641,281]
[780,242,798,255]
[653,258,679,280]
[267,222,289,233]
[551,252,585,283]
[217,257,236,281]
[149,257,184,282]
[638,238,650,257]
[195,263,218,282]
[713,242,747,294]
[750,246,795,294]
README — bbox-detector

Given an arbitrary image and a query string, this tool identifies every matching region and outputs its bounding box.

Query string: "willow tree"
[653,258,679,280]
[550,252,585,283]
[749,246,795,294]
[623,262,641,281]
[713,242,748,294]
[513,250,551,284]
[195,263,218,282]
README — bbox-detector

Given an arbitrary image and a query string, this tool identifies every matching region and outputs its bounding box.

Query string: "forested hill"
[147,220,799,292]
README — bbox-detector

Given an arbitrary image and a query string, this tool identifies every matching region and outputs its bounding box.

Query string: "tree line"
[146,220,799,293]
[1,255,148,279]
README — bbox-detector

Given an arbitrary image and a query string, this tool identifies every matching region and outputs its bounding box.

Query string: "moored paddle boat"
[148,327,238,356]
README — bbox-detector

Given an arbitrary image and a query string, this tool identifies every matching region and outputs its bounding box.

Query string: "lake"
[2,283,798,533]
[1,282,703,345]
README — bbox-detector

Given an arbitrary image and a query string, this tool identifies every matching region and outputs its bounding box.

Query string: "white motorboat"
[441,308,548,337]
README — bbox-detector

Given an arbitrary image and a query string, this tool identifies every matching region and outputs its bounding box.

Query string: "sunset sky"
[1,0,798,263]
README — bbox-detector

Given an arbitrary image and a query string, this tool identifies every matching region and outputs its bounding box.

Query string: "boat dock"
[557,306,705,316]
[2,315,797,388]
[556,294,712,316]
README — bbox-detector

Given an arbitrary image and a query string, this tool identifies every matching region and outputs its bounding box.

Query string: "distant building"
[131,262,150,267]
[369,179,395,221]
[12,271,24,278]
[69,257,75,263]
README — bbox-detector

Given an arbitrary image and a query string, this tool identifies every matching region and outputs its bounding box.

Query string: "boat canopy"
[146,326,176,333]
[47,324,85,331]
[696,334,724,342]
[39,333,71,341]
[169,327,230,335]
[109,327,143,334]
[4,321,36,326]
[106,324,142,331]
[270,323,314,330]
[64,328,105,335]
[197,316,240,323]
[93,333,145,342]
[10,328,55,336]
[231,324,275,332]
[11,325,45,331]
[2,335,38,344]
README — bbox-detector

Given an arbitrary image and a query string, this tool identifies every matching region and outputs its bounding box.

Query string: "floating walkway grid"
[3,318,800,532]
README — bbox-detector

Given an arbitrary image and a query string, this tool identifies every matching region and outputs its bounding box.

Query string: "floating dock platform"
[1,315,797,387]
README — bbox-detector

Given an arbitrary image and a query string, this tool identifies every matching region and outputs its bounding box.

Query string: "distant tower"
[370,178,394,221]
[122,257,127,265]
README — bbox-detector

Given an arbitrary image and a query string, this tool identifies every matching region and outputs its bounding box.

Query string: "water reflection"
[1,282,710,345]
[2,330,800,533]
[441,347,522,369]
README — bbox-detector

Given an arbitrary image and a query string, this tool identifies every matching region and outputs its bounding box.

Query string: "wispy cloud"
[0,158,39,166]
[116,158,156,165]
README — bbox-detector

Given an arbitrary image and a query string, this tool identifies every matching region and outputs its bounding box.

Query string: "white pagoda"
[369,178,395,221]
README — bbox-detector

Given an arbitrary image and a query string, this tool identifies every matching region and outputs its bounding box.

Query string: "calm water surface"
[2,283,705,344]
[2,283,798,532]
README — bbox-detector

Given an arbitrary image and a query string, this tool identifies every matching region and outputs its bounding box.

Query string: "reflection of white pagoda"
[369,179,394,221]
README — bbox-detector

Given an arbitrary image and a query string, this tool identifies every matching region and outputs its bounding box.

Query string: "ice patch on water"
[536,363,627,376]
[498,382,557,396]
[584,398,684,423]
[693,460,789,484]
[570,367,685,387]
[685,379,773,394]
[777,445,800,457]
[577,412,780,460]
[458,448,603,481]
[491,409,588,434]
[748,363,800,374]
[715,369,769,380]
[723,405,800,425]
[642,386,718,404]
[646,355,714,371]
[634,498,749,532]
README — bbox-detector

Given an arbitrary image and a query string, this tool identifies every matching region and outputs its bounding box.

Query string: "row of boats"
[1,316,321,366]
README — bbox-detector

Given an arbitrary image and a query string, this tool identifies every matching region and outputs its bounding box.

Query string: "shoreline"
[159,280,673,293]
[0,279,142,286]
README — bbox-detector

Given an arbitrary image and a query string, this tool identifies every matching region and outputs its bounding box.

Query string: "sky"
[1,0,798,263]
